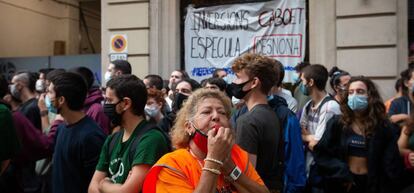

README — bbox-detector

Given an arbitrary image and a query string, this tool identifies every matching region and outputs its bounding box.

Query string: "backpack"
[107,122,172,164]
[305,95,335,118]
[303,95,335,187]
[269,95,306,193]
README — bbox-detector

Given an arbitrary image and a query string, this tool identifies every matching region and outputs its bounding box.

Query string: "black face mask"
[227,79,252,99]
[103,101,123,126]
[172,92,188,112]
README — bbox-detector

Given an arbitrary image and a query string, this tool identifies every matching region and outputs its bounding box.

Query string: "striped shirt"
[300,95,341,175]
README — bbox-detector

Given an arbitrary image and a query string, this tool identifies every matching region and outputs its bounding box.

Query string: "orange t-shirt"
[384,97,396,113]
[143,145,264,193]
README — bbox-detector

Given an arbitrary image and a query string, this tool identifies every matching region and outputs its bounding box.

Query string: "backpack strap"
[107,131,123,159]
[128,123,172,164]
[107,122,172,165]
[305,95,334,116]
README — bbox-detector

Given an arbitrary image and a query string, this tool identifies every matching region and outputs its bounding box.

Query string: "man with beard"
[88,75,169,193]
[48,72,106,193]
[11,72,41,130]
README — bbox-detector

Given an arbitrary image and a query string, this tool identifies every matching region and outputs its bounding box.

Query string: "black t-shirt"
[19,98,41,130]
[235,104,280,189]
[52,116,106,193]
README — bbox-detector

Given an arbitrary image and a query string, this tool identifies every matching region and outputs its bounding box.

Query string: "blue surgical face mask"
[299,82,310,96]
[222,76,232,84]
[347,94,368,111]
[292,73,300,83]
[145,104,160,118]
[267,95,274,101]
[45,95,58,114]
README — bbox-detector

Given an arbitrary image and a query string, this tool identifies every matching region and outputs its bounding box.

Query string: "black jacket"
[314,115,404,193]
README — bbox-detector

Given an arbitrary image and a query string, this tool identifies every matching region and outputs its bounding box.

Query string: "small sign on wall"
[109,34,128,61]
[110,53,127,61]
[110,34,128,53]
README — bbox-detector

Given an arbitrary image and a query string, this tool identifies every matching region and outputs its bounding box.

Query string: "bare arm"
[231,174,269,193]
[222,159,269,193]
[88,171,107,193]
[1,160,10,175]
[38,93,50,132]
[398,126,412,156]
[390,114,410,124]
[195,128,268,193]
[98,164,151,193]
[302,128,318,151]
[193,161,221,193]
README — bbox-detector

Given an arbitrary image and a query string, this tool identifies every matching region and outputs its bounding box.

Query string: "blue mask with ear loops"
[299,82,310,96]
[347,95,368,111]
[45,95,58,114]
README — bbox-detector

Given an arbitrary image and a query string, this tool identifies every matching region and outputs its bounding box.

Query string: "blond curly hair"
[170,88,232,149]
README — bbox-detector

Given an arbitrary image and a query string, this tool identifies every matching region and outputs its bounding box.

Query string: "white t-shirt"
[276,89,298,113]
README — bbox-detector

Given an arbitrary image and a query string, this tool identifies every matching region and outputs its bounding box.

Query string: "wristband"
[40,110,49,117]
[204,158,224,166]
[228,166,241,181]
[202,167,221,175]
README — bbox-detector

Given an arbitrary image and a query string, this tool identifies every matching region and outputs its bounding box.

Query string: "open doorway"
[409,0,414,64]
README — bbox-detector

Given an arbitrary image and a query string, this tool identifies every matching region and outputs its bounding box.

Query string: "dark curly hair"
[340,76,386,136]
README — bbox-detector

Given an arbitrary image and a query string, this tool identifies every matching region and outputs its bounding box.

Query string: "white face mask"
[222,76,232,84]
[104,71,112,82]
[9,84,21,100]
[231,96,241,105]
[36,79,46,93]
[145,104,160,118]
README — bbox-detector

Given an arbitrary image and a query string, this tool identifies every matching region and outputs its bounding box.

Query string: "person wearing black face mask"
[90,75,169,193]
[229,53,282,192]
[172,92,189,113]
[227,79,253,100]
[158,79,201,133]
[103,100,124,126]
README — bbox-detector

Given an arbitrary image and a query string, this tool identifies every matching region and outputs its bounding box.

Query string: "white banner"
[185,0,306,83]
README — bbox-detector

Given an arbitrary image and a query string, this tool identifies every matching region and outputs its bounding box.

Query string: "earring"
[188,131,195,137]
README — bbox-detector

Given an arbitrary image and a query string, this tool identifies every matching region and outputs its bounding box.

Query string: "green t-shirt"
[0,104,20,161]
[95,121,169,183]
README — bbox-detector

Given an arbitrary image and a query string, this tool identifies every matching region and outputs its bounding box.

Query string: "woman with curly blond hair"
[143,89,269,193]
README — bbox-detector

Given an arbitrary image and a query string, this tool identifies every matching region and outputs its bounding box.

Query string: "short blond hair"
[170,89,232,149]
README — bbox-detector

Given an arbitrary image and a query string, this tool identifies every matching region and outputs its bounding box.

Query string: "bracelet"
[40,110,49,117]
[202,167,221,175]
[204,158,224,166]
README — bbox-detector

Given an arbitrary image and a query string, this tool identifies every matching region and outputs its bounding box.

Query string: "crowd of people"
[1,53,414,193]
